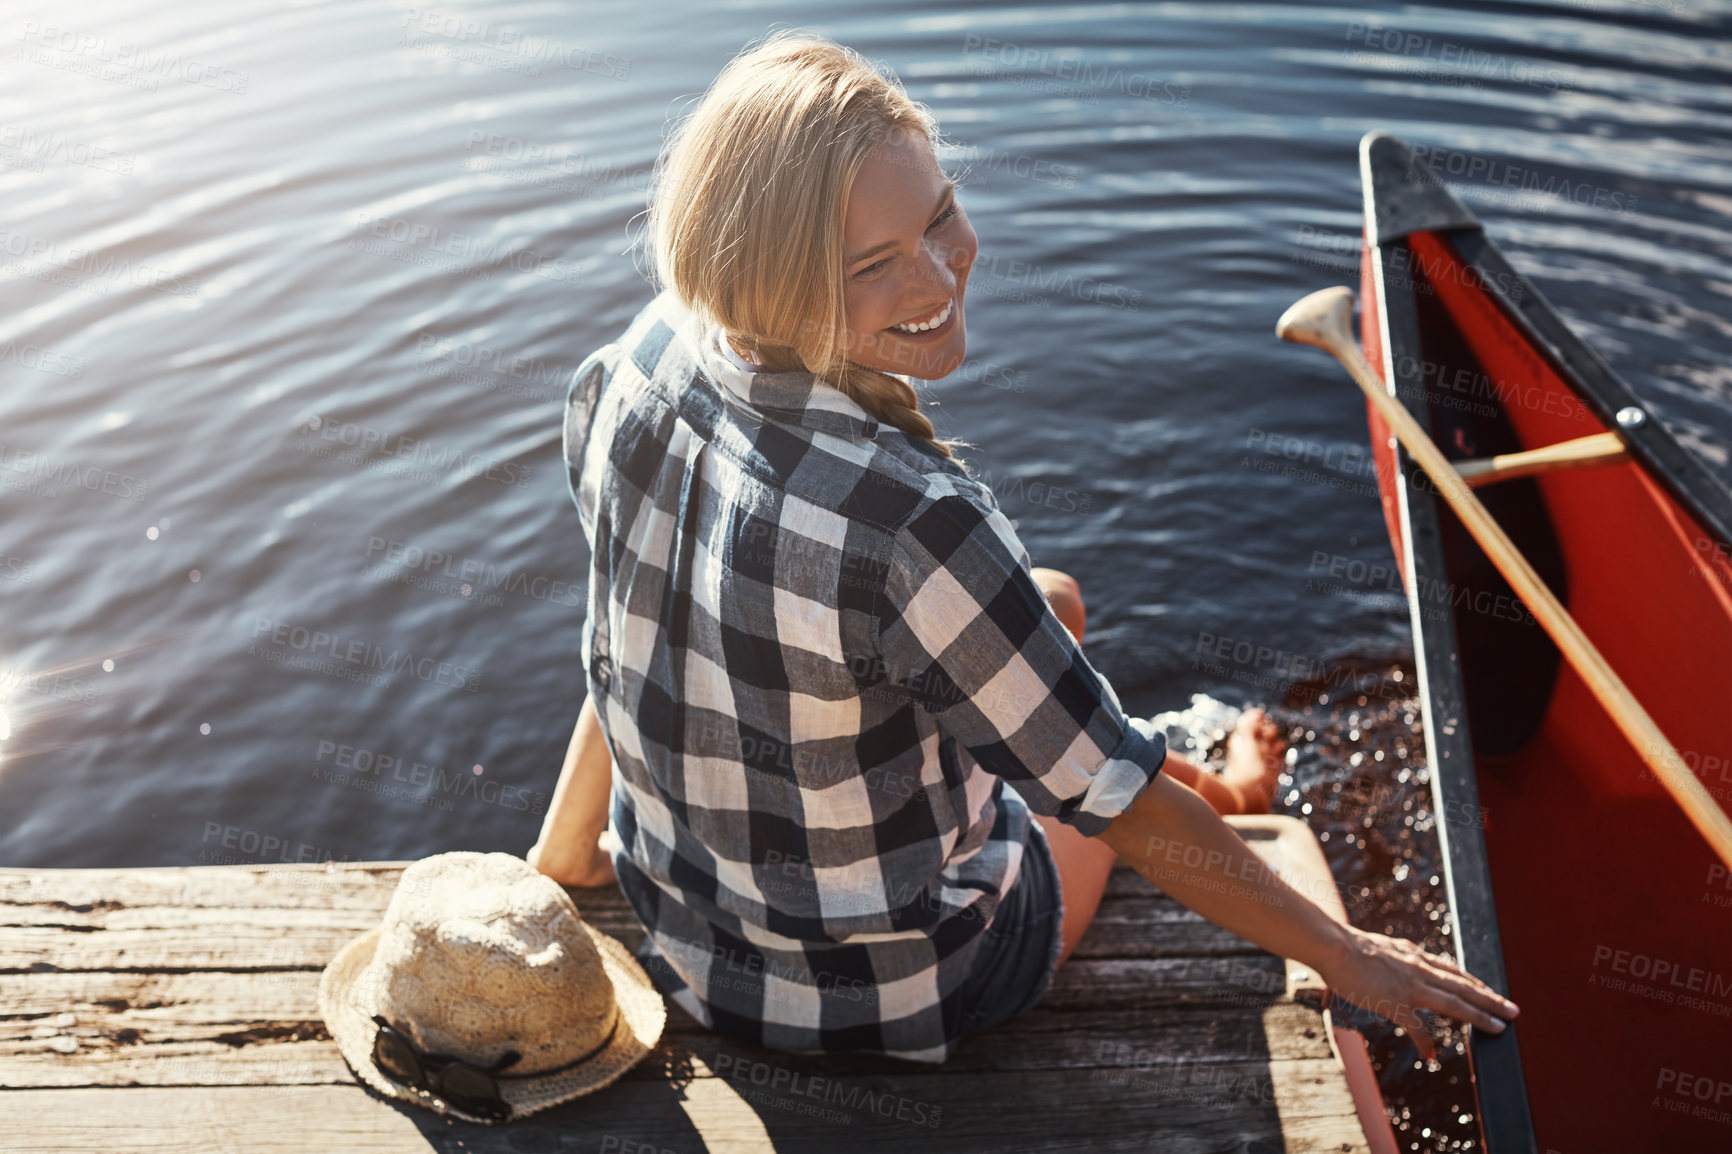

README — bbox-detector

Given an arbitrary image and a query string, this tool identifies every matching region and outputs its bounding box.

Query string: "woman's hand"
[527,833,618,888]
[1316,924,1520,1063]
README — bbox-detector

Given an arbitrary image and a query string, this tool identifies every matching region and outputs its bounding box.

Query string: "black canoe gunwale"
[1360,231,1539,1153]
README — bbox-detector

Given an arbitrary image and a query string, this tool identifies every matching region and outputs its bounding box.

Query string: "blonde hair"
[642,29,964,459]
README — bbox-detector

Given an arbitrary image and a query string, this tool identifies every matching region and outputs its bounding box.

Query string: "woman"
[529,29,1517,1065]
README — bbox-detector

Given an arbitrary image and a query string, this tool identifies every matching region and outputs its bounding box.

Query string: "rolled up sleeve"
[875,488,1166,837]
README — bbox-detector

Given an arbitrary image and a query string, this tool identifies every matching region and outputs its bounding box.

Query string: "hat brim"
[319,923,666,1124]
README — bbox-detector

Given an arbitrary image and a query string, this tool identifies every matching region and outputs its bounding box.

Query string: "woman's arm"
[1096,770,1519,1060]
[526,695,618,887]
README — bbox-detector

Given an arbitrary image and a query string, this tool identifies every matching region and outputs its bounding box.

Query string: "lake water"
[3,1,1729,1148]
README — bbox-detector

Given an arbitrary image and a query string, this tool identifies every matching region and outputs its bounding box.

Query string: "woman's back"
[563,289,1164,1061]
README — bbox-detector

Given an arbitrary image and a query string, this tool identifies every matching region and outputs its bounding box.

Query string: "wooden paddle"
[1277,285,1732,871]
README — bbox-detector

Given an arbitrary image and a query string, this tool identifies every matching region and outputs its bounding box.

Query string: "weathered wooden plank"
[0,896,1244,975]
[0,898,643,933]
[0,862,1192,924]
[0,910,649,972]
[0,825,1292,911]
[2,862,1163,913]
[0,864,1248,966]
[0,965,1333,1087]
[0,864,418,911]
[0,1018,1337,1092]
[0,901,1250,971]
[0,947,1289,1032]
[1104,861,1168,899]
[0,1064,1367,1153]
[0,967,1303,1040]
[1071,897,1264,959]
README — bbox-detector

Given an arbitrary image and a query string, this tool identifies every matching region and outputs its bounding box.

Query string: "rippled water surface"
[4,1,1730,1148]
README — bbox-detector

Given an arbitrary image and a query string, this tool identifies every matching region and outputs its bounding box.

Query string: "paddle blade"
[1276,285,1357,353]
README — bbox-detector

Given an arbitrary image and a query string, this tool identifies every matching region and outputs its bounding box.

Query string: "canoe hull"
[1357,135,1732,1154]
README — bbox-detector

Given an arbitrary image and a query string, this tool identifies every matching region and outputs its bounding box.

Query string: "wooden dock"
[0,815,1394,1153]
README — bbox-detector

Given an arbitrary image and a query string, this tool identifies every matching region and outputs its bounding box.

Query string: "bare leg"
[1031,811,1117,969]
[1029,568,1120,968]
[1030,567,1084,640]
[1027,568,1288,970]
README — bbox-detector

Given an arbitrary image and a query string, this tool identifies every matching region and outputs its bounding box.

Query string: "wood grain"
[0,818,1376,1152]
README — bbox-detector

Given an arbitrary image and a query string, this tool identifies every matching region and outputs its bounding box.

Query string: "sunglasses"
[370,1015,521,1122]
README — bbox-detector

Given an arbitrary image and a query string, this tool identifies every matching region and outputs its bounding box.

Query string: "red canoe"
[1356,132,1732,1154]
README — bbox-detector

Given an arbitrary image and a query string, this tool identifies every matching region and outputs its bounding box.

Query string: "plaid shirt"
[562,289,1167,1063]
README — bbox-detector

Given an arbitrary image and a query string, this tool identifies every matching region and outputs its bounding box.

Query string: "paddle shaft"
[1322,324,1732,871]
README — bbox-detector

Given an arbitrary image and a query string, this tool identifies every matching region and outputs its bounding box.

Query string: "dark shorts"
[955,817,1065,1039]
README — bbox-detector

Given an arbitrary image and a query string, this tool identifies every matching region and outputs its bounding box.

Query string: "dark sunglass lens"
[447,1092,511,1123]
[373,1032,422,1084]
[437,1065,497,1100]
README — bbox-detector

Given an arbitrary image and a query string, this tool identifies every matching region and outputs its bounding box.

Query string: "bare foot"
[1221,707,1286,814]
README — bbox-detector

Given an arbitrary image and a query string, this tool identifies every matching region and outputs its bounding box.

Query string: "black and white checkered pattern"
[562,289,1167,1062]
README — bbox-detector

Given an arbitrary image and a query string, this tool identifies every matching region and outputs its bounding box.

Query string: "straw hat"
[319,851,664,1124]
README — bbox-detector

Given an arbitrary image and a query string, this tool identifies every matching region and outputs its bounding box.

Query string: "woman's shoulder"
[825,432,999,543]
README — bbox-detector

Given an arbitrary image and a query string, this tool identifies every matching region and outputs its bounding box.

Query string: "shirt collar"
[695,319,880,441]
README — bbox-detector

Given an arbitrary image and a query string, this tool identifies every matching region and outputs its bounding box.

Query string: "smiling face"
[840,128,977,381]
